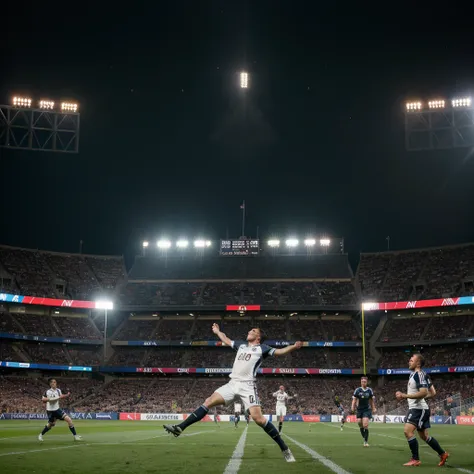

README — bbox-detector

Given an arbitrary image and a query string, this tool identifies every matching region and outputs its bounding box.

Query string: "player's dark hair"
[48,378,56,385]
[415,353,425,368]
[361,376,368,381]
[255,327,265,343]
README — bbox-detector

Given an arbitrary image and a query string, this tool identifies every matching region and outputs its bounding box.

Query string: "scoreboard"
[220,240,259,256]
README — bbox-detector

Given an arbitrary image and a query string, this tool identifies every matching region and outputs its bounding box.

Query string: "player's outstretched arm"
[396,388,428,400]
[274,341,303,356]
[212,323,232,346]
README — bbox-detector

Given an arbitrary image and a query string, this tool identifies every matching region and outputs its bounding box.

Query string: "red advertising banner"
[363,297,461,311]
[226,305,261,311]
[302,415,320,423]
[456,416,474,425]
[119,412,140,420]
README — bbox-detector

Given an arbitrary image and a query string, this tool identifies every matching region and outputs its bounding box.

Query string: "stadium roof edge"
[359,241,474,256]
[0,243,124,260]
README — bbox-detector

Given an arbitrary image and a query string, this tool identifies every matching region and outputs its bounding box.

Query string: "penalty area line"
[284,434,353,474]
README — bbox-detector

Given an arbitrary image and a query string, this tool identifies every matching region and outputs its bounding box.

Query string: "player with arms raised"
[273,385,295,433]
[351,376,376,447]
[164,324,303,462]
[38,378,82,442]
[334,395,347,431]
[395,354,449,467]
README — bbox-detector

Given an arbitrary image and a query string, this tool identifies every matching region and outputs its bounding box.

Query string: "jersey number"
[238,353,252,361]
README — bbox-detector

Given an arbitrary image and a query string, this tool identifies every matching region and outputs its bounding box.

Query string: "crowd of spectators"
[1,374,473,415]
[0,245,124,300]
[358,243,474,301]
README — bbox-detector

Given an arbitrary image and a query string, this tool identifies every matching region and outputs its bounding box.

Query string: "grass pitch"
[0,420,473,473]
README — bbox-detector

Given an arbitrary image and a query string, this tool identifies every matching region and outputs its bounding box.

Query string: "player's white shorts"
[276,405,287,417]
[215,380,260,411]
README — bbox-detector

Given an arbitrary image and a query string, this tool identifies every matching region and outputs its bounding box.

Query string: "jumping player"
[234,402,242,429]
[395,353,449,467]
[273,385,295,433]
[38,378,82,442]
[334,395,347,431]
[351,376,376,447]
[164,324,303,462]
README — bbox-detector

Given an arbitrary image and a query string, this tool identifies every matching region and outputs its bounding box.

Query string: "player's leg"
[248,405,294,462]
[278,406,286,433]
[356,416,365,443]
[362,415,370,446]
[165,389,226,436]
[234,414,240,428]
[418,425,449,466]
[403,413,421,466]
[63,414,82,440]
[39,417,55,441]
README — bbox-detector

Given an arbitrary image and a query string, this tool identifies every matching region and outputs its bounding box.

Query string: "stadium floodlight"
[176,240,189,248]
[12,96,32,108]
[95,300,114,310]
[194,240,206,248]
[406,101,422,111]
[285,239,299,248]
[428,100,445,109]
[61,102,78,112]
[304,238,316,247]
[157,240,172,249]
[452,97,472,108]
[240,72,249,89]
[142,241,149,248]
[320,238,331,246]
[205,240,212,247]
[39,100,55,110]
[267,239,280,248]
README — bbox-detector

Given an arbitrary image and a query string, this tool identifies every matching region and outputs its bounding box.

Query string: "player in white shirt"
[396,354,449,467]
[234,402,242,428]
[164,324,303,462]
[38,378,82,442]
[273,385,295,433]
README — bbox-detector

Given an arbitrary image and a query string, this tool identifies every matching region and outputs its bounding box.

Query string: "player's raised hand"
[294,341,303,349]
[212,323,220,334]
[395,391,403,400]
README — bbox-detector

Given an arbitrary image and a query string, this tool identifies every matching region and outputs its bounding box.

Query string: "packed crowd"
[1,374,473,415]
[120,280,357,307]
[358,243,474,301]
[0,245,125,300]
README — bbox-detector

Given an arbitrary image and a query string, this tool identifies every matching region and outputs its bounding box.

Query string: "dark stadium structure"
[0,242,473,417]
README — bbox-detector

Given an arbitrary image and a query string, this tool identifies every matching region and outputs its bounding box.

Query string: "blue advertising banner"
[123,340,362,347]
[0,332,102,345]
[379,366,474,375]
[0,361,92,371]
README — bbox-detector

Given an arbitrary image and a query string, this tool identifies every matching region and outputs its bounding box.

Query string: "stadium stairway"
[11,343,30,362]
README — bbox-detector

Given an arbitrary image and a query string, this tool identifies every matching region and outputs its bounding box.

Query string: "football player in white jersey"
[164,324,303,462]
[396,353,449,467]
[38,378,82,442]
[273,385,295,433]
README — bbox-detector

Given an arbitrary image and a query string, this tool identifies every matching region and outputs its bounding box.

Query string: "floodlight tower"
[0,96,80,153]
[240,72,249,89]
[404,96,474,151]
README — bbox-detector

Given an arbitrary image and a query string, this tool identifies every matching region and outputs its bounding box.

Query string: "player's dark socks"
[263,421,288,451]
[364,429,369,442]
[408,436,420,460]
[359,427,365,439]
[426,436,444,455]
[278,422,283,433]
[69,425,77,436]
[41,425,51,435]
[178,405,209,431]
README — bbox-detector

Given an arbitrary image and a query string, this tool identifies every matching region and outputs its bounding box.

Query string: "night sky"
[1,2,474,264]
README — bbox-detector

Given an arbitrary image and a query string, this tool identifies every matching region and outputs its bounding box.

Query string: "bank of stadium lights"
[268,239,280,248]
[452,97,471,107]
[176,240,189,248]
[320,238,331,246]
[406,102,422,111]
[12,96,32,108]
[157,240,172,249]
[304,238,316,247]
[285,238,299,248]
[39,100,55,110]
[194,240,211,248]
[142,241,149,248]
[240,72,249,89]
[61,102,78,112]
[428,100,445,109]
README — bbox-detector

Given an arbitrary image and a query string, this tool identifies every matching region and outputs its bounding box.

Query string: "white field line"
[223,426,248,474]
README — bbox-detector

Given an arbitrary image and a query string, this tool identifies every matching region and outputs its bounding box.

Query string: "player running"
[273,385,295,433]
[395,353,449,467]
[334,395,347,431]
[164,324,303,462]
[351,376,376,447]
[234,402,242,429]
[38,378,82,442]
